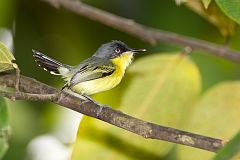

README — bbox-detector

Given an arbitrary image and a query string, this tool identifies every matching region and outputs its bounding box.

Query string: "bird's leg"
[61,88,88,103]
[96,104,110,119]
[80,93,109,118]
[61,82,69,91]
[61,87,107,118]
[80,93,97,103]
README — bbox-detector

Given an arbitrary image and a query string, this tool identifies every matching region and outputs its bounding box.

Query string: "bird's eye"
[114,48,121,54]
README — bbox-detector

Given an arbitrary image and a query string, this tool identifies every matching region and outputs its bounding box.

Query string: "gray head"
[93,40,146,59]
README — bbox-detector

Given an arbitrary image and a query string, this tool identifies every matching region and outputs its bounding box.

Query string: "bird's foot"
[80,94,110,119]
[96,104,110,119]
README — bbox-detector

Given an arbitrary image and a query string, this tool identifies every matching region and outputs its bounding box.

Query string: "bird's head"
[93,40,146,59]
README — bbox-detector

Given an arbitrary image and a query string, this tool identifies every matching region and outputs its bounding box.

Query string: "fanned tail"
[32,49,66,75]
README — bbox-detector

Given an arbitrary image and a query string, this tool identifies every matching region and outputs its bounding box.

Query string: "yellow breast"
[72,52,133,95]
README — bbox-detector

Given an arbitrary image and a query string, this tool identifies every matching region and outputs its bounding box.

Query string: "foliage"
[0,41,18,72]
[215,0,240,25]
[0,41,16,159]
[185,0,236,37]
[0,97,9,159]
[213,132,240,160]
[202,0,212,9]
[1,0,240,160]
[178,82,240,160]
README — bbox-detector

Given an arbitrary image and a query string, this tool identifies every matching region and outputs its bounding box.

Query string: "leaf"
[0,41,18,72]
[215,0,240,25]
[213,132,240,160]
[185,0,236,37]
[0,97,10,159]
[178,82,240,160]
[71,53,201,160]
[202,0,212,9]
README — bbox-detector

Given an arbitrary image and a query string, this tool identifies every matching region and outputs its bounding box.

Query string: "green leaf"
[0,41,18,72]
[72,53,201,160]
[213,132,240,160]
[215,0,240,25]
[185,0,236,37]
[178,82,240,160]
[202,0,212,9]
[0,97,9,159]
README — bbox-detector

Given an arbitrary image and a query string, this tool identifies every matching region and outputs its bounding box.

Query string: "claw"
[96,104,110,119]
[62,88,108,119]
[61,82,69,91]
[79,99,89,106]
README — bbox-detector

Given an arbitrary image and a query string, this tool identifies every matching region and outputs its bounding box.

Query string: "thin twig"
[43,0,240,63]
[0,74,225,152]
[14,67,20,92]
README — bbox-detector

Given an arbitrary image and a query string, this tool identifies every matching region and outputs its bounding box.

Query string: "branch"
[42,0,240,63]
[0,74,225,152]
[0,91,58,101]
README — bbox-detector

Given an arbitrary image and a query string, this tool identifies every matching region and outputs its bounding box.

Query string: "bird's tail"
[32,49,69,75]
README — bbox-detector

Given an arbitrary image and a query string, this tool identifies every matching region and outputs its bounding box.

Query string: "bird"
[32,40,146,102]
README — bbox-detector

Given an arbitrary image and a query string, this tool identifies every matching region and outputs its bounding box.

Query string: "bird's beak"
[130,48,147,53]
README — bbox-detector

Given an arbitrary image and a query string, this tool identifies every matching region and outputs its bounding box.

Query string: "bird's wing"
[69,57,115,87]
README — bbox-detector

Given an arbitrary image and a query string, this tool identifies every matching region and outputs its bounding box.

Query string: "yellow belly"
[72,71,123,95]
[71,52,133,95]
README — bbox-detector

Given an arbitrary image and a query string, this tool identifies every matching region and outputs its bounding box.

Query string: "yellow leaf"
[202,0,212,9]
[178,81,240,160]
[0,41,17,72]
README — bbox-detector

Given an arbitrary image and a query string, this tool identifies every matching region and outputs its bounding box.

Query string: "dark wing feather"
[69,57,115,88]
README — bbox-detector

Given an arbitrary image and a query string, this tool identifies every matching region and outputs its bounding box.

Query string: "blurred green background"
[1,0,240,159]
